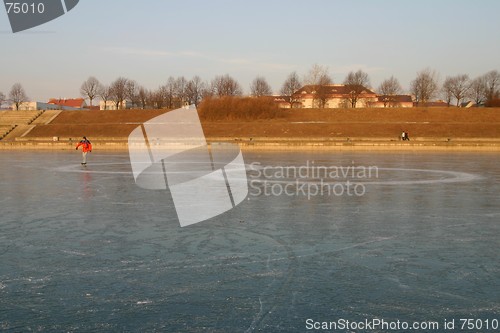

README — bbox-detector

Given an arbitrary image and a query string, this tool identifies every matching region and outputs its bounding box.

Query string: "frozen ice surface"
[0,151,499,332]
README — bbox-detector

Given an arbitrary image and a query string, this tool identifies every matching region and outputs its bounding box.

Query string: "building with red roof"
[48,98,87,109]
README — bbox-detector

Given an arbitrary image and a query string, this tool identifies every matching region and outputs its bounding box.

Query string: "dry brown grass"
[201,107,500,138]
[22,106,500,139]
[198,96,281,121]
[49,109,169,124]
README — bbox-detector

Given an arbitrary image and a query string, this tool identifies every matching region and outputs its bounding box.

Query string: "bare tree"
[150,86,168,109]
[164,77,176,109]
[377,76,402,107]
[250,76,272,97]
[210,74,243,97]
[441,77,454,106]
[138,86,149,109]
[9,83,28,110]
[314,74,333,108]
[174,76,188,107]
[109,77,129,109]
[125,80,140,108]
[186,76,207,106]
[410,68,439,106]
[451,74,470,106]
[343,70,371,108]
[304,64,331,85]
[484,70,500,103]
[303,64,333,108]
[280,71,302,108]
[80,76,100,107]
[98,84,111,110]
[468,76,487,105]
[145,90,155,109]
[0,91,5,109]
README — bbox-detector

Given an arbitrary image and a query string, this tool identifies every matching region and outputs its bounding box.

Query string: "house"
[368,95,414,108]
[291,84,378,108]
[48,98,87,109]
[99,100,134,110]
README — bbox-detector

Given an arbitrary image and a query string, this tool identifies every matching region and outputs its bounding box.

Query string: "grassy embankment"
[22,98,499,141]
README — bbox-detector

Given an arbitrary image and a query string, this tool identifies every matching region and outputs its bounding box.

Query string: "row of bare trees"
[81,71,307,110]
[277,64,500,108]
[81,74,250,109]
[441,70,500,106]
[401,68,500,107]
[4,67,499,111]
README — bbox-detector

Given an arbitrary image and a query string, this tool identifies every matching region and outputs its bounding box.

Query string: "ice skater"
[75,136,92,165]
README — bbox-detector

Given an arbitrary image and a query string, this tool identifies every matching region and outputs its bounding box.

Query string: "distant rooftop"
[48,98,86,108]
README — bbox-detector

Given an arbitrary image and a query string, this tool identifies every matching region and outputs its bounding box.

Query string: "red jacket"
[76,139,92,153]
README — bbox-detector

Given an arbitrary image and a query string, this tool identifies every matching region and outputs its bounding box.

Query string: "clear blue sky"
[1,0,499,102]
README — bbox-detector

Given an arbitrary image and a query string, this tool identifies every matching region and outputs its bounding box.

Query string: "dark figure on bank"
[401,131,410,141]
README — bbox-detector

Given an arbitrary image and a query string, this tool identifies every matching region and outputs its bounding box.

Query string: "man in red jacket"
[75,136,92,165]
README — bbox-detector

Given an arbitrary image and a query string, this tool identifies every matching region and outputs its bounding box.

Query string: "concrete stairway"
[0,125,16,140]
[2,125,36,141]
[0,110,48,141]
[31,110,62,125]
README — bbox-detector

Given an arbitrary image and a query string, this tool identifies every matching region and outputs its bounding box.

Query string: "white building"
[13,102,61,111]
[100,100,134,110]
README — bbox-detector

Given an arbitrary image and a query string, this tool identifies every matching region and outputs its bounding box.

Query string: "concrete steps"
[2,125,36,141]
[0,110,62,141]
[0,125,16,140]
[0,110,44,125]
[31,110,62,125]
